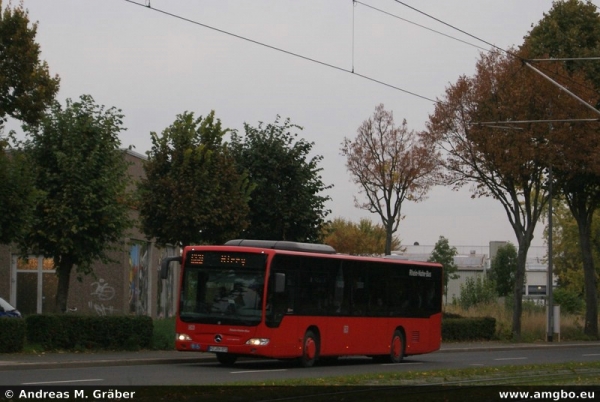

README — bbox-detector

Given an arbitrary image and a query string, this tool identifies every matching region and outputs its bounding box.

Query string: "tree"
[424,49,556,339]
[138,111,251,247]
[0,144,38,244]
[428,236,458,301]
[341,104,439,255]
[0,1,59,132]
[488,243,518,297]
[22,95,132,313]
[322,217,400,255]
[0,1,59,244]
[230,117,331,242]
[547,200,600,296]
[525,0,600,339]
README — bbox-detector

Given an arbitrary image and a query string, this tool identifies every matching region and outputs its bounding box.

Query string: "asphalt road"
[1,342,599,386]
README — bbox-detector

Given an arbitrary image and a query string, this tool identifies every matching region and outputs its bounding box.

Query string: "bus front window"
[180,266,265,326]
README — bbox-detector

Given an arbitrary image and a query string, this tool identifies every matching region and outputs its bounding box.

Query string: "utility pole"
[547,164,553,342]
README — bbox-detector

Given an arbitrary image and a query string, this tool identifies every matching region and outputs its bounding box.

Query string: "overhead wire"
[390,0,600,114]
[355,1,488,52]
[124,0,598,114]
[123,0,439,104]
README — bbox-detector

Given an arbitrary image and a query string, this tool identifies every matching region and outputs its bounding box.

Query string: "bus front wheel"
[299,330,319,368]
[390,330,405,363]
[216,353,238,366]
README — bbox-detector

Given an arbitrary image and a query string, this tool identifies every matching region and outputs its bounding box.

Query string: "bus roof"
[224,239,336,254]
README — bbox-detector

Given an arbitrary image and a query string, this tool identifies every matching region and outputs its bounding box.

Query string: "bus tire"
[216,353,238,366]
[390,330,405,363]
[299,330,319,368]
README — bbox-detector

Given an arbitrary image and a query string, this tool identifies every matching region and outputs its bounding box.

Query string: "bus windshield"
[179,252,267,326]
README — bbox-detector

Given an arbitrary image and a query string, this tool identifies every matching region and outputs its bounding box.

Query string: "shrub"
[552,288,584,314]
[152,317,175,350]
[456,276,497,309]
[442,316,496,341]
[0,318,26,353]
[26,315,153,351]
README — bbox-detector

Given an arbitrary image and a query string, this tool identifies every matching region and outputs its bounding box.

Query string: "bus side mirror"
[274,273,285,293]
[160,256,182,280]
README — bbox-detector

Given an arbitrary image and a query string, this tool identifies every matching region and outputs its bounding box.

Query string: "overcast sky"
[9,1,573,249]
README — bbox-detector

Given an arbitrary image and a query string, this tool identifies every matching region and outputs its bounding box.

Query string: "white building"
[392,241,554,304]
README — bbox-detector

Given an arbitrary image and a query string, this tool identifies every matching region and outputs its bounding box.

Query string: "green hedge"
[0,318,26,353]
[442,316,496,341]
[25,315,153,351]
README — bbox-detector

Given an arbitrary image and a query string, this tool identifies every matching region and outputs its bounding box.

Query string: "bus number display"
[189,253,204,265]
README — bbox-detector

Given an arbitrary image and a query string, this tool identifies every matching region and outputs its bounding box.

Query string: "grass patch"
[128,362,600,402]
[228,361,600,386]
[444,301,592,341]
[152,317,175,350]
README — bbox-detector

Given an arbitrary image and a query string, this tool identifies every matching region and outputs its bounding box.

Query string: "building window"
[527,285,546,296]
[13,256,57,315]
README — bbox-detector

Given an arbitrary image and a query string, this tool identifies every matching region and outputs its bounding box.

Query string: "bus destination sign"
[187,252,266,269]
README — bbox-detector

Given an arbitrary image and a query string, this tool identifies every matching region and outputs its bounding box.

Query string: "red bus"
[161,239,443,367]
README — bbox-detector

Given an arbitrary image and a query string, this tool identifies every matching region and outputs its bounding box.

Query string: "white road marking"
[582,353,600,357]
[231,369,288,374]
[494,357,527,361]
[381,362,423,366]
[22,379,103,385]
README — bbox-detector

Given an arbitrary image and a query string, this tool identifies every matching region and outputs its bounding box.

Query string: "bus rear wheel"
[389,330,405,363]
[299,330,319,368]
[216,353,238,366]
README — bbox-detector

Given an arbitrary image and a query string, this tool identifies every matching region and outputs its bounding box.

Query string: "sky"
[7,0,571,250]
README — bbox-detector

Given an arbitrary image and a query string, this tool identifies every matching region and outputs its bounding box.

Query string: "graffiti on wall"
[89,278,116,315]
[129,242,149,315]
[156,247,177,318]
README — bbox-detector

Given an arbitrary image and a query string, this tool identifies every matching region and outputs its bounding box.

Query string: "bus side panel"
[342,317,393,356]
[316,316,352,356]
[262,315,442,359]
[260,316,300,359]
[403,314,442,356]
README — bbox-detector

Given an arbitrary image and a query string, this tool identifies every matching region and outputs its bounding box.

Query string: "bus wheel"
[299,330,319,368]
[216,353,238,366]
[390,330,405,363]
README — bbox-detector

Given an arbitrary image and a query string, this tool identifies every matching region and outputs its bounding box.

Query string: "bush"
[553,288,584,314]
[152,317,175,350]
[456,276,497,309]
[0,318,26,353]
[26,315,153,351]
[442,316,496,341]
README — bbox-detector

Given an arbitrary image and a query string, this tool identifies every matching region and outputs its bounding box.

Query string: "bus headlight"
[176,333,192,341]
[246,338,270,346]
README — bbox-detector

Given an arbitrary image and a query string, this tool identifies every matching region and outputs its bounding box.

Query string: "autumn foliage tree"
[524,0,600,339]
[425,49,556,339]
[426,33,600,338]
[341,104,439,255]
[322,217,400,255]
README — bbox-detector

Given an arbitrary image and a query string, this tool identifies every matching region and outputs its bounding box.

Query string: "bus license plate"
[208,346,228,353]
